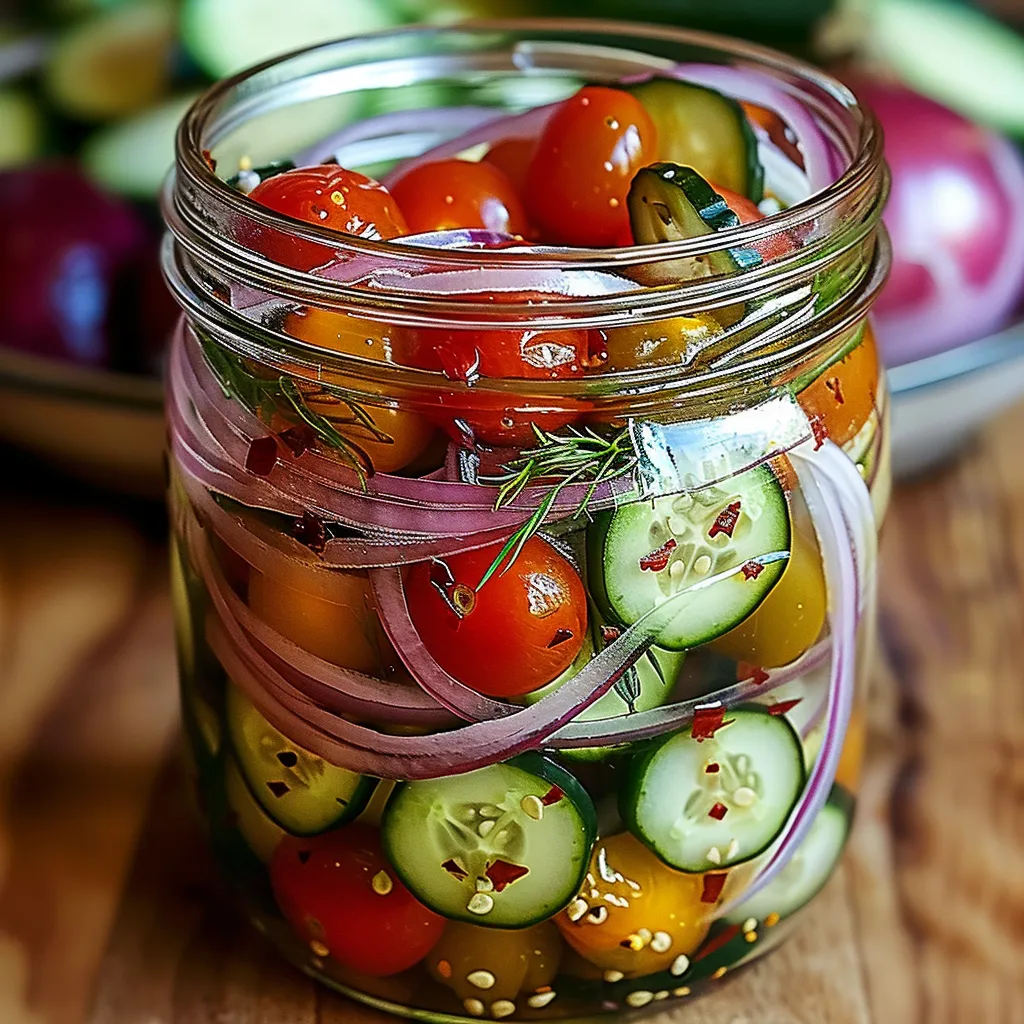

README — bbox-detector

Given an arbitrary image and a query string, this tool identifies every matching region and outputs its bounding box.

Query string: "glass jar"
[163,20,888,1022]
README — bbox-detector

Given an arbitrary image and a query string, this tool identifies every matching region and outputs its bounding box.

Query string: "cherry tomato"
[426,921,562,1014]
[389,158,529,236]
[483,137,536,196]
[284,306,436,473]
[406,292,589,445]
[600,313,723,371]
[710,500,826,669]
[714,183,797,261]
[798,322,881,448]
[271,823,445,976]
[403,537,587,698]
[248,560,398,676]
[835,707,866,793]
[525,86,657,246]
[248,165,408,270]
[554,833,712,978]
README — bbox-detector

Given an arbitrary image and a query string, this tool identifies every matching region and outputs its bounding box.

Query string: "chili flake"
[769,698,803,716]
[201,148,217,171]
[541,785,565,806]
[600,625,622,643]
[740,560,765,581]
[246,436,279,476]
[708,802,729,821]
[639,537,677,573]
[811,416,828,450]
[825,375,845,405]
[708,502,742,539]
[691,706,733,741]
[705,762,720,774]
[700,873,729,905]
[738,663,770,686]
[486,860,530,893]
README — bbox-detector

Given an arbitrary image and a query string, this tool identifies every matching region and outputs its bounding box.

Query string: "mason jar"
[163,19,889,1021]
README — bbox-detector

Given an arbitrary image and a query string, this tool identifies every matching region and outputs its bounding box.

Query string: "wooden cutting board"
[1,403,1022,1024]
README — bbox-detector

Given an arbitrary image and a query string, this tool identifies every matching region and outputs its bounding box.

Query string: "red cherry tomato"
[404,537,588,698]
[389,158,528,236]
[483,137,536,196]
[525,86,657,247]
[270,823,444,977]
[406,291,589,445]
[247,165,408,270]
[713,184,797,261]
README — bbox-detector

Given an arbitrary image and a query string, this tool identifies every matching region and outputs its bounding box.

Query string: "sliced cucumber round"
[621,706,806,873]
[627,78,764,202]
[382,755,597,928]
[588,465,790,651]
[226,682,374,836]
[224,756,287,866]
[725,791,851,924]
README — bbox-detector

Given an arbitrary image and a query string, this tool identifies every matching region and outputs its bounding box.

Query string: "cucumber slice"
[0,91,44,169]
[621,706,806,873]
[226,682,374,835]
[224,756,287,865]
[521,633,684,762]
[587,465,790,651]
[43,0,175,121]
[382,755,597,928]
[81,92,201,199]
[724,791,851,924]
[181,0,395,79]
[627,78,764,202]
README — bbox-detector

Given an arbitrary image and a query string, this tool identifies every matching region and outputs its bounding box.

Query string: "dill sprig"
[477,423,638,588]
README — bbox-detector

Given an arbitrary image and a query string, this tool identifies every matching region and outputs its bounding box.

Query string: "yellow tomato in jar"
[248,559,397,675]
[835,707,866,793]
[710,505,826,669]
[555,833,712,978]
[426,921,562,1017]
[599,313,723,372]
[283,306,436,474]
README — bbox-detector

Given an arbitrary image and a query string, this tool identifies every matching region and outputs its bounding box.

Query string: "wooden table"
[1,406,1023,1024]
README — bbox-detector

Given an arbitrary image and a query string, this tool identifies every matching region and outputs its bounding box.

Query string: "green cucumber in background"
[0,90,45,167]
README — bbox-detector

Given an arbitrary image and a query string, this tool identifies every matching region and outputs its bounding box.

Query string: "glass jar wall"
[164,21,888,1022]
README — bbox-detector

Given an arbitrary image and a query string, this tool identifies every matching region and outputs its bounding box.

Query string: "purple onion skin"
[848,77,1024,366]
[0,163,151,369]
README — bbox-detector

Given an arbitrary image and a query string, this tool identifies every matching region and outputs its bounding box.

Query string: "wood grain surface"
[1,404,1023,1024]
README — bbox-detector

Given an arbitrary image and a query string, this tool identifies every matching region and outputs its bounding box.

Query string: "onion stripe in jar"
[163,22,888,1023]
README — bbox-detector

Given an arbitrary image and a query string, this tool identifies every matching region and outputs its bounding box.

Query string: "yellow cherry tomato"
[426,921,562,1016]
[248,559,397,675]
[283,306,436,474]
[835,707,866,793]
[798,322,881,448]
[600,313,723,371]
[555,833,712,978]
[710,504,826,669]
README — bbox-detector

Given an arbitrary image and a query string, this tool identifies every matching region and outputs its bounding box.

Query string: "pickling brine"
[164,20,889,1022]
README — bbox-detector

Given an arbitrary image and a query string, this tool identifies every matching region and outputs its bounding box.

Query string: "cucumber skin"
[381,755,598,930]
[617,706,806,874]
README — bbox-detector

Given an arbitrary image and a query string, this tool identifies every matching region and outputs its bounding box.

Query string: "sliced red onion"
[670,63,835,194]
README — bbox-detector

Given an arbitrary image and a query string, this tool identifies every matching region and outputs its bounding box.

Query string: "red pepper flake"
[708,802,729,821]
[279,424,316,457]
[639,537,677,573]
[245,436,279,476]
[738,663,770,686]
[485,860,530,893]
[441,859,468,882]
[740,560,765,581]
[825,375,845,405]
[600,625,622,643]
[701,873,728,904]
[541,785,564,807]
[293,511,327,553]
[547,628,574,649]
[811,416,828,450]
[201,148,217,171]
[769,698,803,716]
[693,923,742,961]
[705,762,720,774]
[691,706,733,741]
[708,502,742,539]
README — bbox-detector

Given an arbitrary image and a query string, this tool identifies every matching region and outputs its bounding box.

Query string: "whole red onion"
[849,77,1024,366]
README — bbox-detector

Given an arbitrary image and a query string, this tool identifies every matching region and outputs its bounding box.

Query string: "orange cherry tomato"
[271,823,445,977]
[798,322,881,448]
[483,137,536,196]
[525,86,657,247]
[600,313,724,372]
[555,833,712,978]
[403,537,588,698]
[390,158,529,236]
[248,165,407,270]
[835,706,866,792]
[714,183,797,261]
[283,306,436,474]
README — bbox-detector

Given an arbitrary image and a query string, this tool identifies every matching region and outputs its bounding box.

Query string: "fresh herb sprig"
[198,331,390,488]
[477,423,638,588]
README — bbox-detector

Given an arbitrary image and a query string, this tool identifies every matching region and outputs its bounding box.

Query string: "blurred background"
[0,1,1022,1023]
